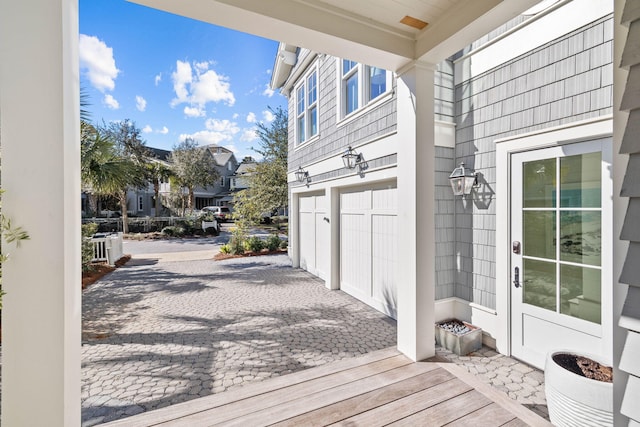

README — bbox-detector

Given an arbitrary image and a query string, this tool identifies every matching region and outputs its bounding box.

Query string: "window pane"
[296,86,305,115]
[523,158,556,208]
[560,211,601,266]
[297,116,305,143]
[343,59,357,75]
[369,67,386,100]
[307,72,317,104]
[523,211,556,260]
[346,73,358,114]
[560,264,601,324]
[309,106,317,136]
[560,152,601,208]
[523,258,556,311]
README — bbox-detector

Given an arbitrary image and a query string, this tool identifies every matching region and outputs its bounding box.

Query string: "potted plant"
[544,350,613,427]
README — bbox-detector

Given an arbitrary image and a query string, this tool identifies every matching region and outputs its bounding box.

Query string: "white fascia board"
[454,0,614,85]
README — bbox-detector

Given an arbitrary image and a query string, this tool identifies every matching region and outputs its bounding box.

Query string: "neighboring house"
[192,144,238,209]
[124,146,172,217]
[229,156,258,191]
[274,0,616,374]
[120,144,238,215]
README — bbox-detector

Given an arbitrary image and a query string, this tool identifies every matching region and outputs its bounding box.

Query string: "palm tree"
[145,160,172,217]
[81,130,139,232]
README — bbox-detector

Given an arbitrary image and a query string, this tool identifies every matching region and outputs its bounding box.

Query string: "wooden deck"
[103,347,551,427]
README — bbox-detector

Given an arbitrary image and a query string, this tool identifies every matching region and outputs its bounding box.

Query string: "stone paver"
[81,252,396,426]
[436,345,550,421]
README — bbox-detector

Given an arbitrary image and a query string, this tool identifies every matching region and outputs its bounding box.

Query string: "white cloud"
[232,113,239,119]
[240,129,257,142]
[246,112,257,123]
[103,94,120,109]
[184,106,205,118]
[171,61,193,106]
[180,118,241,146]
[223,144,238,153]
[79,34,119,92]
[155,73,162,86]
[205,118,240,134]
[262,109,275,122]
[142,125,153,133]
[262,84,275,98]
[157,126,169,135]
[136,95,147,112]
[170,60,235,117]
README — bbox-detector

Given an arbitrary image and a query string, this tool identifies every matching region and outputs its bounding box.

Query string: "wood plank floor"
[103,347,551,427]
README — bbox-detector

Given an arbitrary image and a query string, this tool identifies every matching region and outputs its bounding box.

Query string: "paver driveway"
[81,250,397,426]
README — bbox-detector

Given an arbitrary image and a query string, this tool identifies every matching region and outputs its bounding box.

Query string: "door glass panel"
[560,264,601,324]
[560,152,601,208]
[523,258,556,311]
[523,211,556,259]
[560,211,601,266]
[523,158,556,208]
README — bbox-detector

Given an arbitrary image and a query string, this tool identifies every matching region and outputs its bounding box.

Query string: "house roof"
[147,147,172,162]
[213,152,235,167]
[235,162,257,175]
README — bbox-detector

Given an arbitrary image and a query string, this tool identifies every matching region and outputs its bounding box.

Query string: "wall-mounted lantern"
[295,166,309,184]
[342,146,363,170]
[449,162,478,196]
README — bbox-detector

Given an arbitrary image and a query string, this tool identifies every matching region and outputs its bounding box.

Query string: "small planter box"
[435,319,482,356]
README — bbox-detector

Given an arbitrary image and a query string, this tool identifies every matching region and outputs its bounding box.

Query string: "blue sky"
[79,0,287,159]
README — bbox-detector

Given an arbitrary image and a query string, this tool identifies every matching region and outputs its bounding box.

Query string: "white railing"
[91,232,124,266]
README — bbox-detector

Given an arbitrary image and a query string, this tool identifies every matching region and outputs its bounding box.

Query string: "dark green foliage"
[266,234,281,251]
[81,223,99,272]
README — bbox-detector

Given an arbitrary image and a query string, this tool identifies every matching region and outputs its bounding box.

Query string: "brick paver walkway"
[81,253,397,426]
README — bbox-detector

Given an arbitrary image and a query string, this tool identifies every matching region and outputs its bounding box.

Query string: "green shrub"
[280,239,288,249]
[81,223,98,272]
[245,236,265,252]
[228,236,245,255]
[266,234,281,251]
[161,226,185,237]
[219,244,231,254]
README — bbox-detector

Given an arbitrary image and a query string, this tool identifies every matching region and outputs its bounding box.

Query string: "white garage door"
[299,192,328,280]
[340,183,397,318]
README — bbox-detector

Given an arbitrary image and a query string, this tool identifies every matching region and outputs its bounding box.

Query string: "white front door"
[340,183,397,318]
[510,138,612,369]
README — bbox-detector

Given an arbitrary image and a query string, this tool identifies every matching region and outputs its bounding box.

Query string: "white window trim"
[335,58,393,126]
[294,61,319,147]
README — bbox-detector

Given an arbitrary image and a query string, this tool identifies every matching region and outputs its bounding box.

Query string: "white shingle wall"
[454,14,614,310]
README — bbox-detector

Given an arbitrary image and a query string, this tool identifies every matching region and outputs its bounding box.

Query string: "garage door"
[299,192,328,280]
[340,183,397,318]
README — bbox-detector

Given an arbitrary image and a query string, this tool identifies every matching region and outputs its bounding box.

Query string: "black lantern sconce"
[448,162,478,197]
[342,146,363,170]
[295,166,309,184]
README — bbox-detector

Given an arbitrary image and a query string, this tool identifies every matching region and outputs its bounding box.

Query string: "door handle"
[513,266,520,288]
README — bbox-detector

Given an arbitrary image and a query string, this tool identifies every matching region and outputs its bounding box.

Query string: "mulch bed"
[214,248,288,261]
[81,255,131,289]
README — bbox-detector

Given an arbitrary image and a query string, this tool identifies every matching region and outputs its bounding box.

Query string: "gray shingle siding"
[435,146,456,300]
[453,14,614,309]
[288,55,397,173]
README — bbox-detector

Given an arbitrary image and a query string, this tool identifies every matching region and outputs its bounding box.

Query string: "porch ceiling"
[128,0,540,70]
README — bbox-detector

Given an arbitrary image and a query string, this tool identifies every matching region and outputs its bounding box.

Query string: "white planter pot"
[544,350,613,427]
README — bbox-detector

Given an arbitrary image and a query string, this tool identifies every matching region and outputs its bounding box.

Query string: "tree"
[98,120,149,233]
[169,138,219,214]
[234,106,288,223]
[145,161,172,217]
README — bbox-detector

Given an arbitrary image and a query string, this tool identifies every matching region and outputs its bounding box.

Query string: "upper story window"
[339,59,391,119]
[295,65,319,145]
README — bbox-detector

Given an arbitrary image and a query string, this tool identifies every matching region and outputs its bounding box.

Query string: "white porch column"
[396,63,436,361]
[1,1,81,426]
